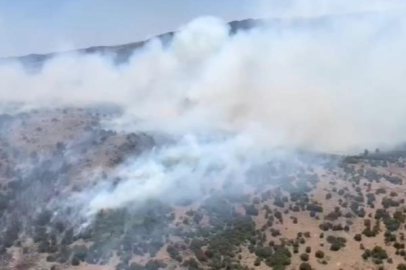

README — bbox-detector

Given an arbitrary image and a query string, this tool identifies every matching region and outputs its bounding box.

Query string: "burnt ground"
[0,108,406,270]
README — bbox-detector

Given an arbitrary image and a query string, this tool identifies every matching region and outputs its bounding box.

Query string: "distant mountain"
[0,11,395,70]
[0,19,261,70]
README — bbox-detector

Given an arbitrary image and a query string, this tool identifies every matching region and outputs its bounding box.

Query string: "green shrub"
[299,262,312,270]
[300,253,309,262]
[315,251,324,259]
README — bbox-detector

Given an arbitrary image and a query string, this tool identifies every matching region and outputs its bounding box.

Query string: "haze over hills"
[0,11,405,270]
[0,10,392,69]
[0,18,260,70]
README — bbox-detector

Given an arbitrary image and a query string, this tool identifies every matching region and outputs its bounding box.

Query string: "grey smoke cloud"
[1,14,406,153]
[1,8,406,214]
[71,132,300,217]
[84,134,262,214]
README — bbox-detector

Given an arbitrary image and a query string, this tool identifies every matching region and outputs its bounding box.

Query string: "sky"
[0,0,405,57]
[0,0,258,57]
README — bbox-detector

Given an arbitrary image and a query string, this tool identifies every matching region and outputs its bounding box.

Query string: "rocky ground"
[0,108,406,270]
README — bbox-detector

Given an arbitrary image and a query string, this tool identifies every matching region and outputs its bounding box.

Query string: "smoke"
[1,14,406,152]
[81,134,261,214]
[1,8,406,214]
[70,132,313,217]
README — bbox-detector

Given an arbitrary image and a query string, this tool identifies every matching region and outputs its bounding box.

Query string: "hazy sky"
[0,0,404,57]
[0,0,259,57]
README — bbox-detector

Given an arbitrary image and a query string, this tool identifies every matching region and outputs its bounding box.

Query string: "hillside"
[0,13,405,270]
[0,108,405,270]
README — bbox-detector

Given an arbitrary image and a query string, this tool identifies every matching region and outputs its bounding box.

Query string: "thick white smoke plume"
[81,134,265,214]
[1,10,406,214]
[1,15,405,153]
[72,132,305,216]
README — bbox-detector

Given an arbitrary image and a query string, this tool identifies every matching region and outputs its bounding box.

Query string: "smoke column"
[0,8,406,213]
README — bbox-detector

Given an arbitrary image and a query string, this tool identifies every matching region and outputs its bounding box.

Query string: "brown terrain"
[0,108,405,270]
[0,13,405,270]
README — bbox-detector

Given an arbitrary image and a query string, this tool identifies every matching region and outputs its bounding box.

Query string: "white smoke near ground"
[81,134,263,215]
[1,9,406,214]
[71,132,305,217]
